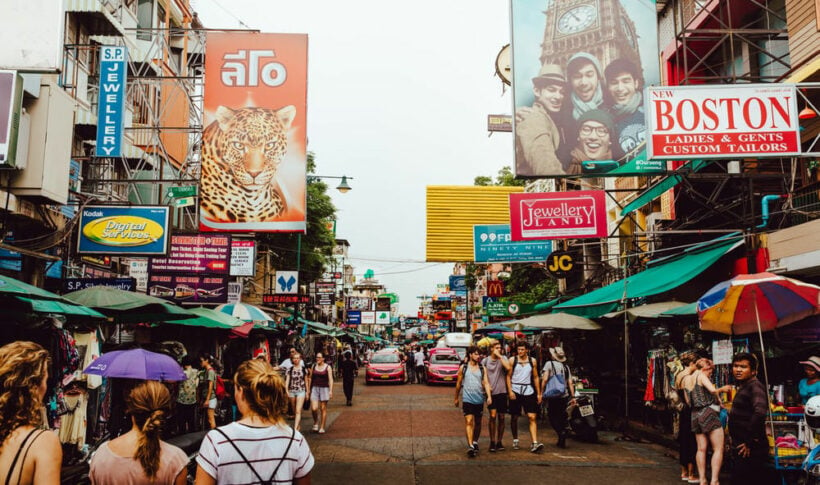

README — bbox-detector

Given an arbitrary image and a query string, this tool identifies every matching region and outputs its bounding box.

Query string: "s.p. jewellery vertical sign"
[95,46,127,157]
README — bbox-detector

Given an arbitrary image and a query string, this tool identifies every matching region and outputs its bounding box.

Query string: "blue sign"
[96,46,127,157]
[346,311,361,325]
[473,224,552,263]
[482,296,497,306]
[449,275,466,292]
[77,206,170,255]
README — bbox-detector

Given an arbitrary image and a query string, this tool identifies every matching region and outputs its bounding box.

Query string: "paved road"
[297,375,684,484]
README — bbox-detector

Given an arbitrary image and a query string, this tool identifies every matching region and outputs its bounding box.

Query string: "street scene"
[1,0,820,484]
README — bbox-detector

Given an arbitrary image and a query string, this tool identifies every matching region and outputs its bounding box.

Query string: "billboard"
[510,190,608,240]
[147,274,228,304]
[149,234,231,275]
[200,33,308,232]
[511,0,660,177]
[77,206,170,256]
[96,46,127,157]
[646,84,801,159]
[427,185,524,262]
[230,239,256,276]
[474,224,553,263]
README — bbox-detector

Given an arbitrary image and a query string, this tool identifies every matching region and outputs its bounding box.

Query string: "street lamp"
[308,175,354,193]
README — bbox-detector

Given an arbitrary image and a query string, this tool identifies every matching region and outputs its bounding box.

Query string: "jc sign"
[547,251,576,278]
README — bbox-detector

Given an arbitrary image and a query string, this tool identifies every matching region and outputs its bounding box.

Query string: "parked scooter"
[567,394,598,443]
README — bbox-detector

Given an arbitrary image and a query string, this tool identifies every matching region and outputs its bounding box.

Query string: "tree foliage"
[474,166,526,187]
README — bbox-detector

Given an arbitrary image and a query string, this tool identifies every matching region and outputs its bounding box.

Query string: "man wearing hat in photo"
[566,109,615,175]
[515,63,572,176]
[799,355,820,404]
[541,346,576,448]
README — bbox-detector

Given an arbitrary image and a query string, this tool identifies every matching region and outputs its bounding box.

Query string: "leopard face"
[200,105,296,223]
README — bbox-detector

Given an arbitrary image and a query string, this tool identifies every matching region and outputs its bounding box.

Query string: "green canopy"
[64,286,195,323]
[552,236,743,318]
[0,274,71,300]
[165,307,246,329]
[533,297,561,312]
[17,297,106,318]
[0,275,105,320]
[621,160,711,215]
[660,301,698,316]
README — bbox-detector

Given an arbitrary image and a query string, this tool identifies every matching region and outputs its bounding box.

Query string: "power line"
[197,0,253,29]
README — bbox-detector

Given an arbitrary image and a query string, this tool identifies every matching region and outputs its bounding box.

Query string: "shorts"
[288,390,306,398]
[691,406,722,434]
[463,402,484,417]
[311,386,330,402]
[208,398,217,410]
[508,393,538,416]
[488,393,508,414]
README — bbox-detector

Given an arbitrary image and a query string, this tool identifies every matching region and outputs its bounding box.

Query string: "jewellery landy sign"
[509,191,607,241]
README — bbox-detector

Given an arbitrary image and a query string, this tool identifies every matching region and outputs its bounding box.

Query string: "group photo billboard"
[511,0,660,177]
[646,84,801,159]
[200,33,308,232]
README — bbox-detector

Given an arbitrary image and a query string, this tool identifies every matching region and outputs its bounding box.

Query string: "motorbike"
[567,393,599,443]
[59,430,206,485]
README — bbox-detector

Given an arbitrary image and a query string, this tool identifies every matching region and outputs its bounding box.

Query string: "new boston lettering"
[95,46,127,157]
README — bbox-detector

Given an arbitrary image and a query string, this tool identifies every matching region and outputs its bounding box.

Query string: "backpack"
[215,376,227,400]
[510,355,537,390]
[542,361,567,399]
[459,362,485,382]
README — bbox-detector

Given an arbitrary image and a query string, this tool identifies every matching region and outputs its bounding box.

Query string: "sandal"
[318,428,326,434]
[311,425,319,432]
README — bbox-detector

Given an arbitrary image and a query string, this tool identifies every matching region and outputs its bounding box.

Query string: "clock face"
[620,17,636,48]
[557,4,598,35]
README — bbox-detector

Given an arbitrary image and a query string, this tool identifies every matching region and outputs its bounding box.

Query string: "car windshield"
[431,354,460,364]
[370,353,400,364]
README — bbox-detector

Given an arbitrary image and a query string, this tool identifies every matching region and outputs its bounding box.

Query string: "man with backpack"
[507,341,544,453]
[541,346,575,448]
[454,345,493,457]
[482,339,511,452]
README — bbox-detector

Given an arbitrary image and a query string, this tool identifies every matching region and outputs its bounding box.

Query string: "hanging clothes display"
[644,348,676,404]
[58,388,88,450]
[73,330,102,389]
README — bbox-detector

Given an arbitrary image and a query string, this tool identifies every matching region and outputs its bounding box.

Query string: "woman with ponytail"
[0,341,61,484]
[89,380,188,484]
[196,359,314,484]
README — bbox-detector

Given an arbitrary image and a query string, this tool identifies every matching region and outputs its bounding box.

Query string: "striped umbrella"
[214,302,274,323]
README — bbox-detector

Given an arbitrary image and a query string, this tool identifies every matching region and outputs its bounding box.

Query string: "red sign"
[487,280,505,297]
[647,84,800,160]
[435,311,452,321]
[509,191,607,241]
[263,294,310,304]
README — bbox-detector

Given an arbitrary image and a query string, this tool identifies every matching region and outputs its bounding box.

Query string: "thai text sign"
[95,46,127,157]
[78,206,170,255]
[646,84,800,159]
[147,274,227,304]
[149,234,231,274]
[509,191,607,241]
[474,224,553,263]
[200,33,308,233]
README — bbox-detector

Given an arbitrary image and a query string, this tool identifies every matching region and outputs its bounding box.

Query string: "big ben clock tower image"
[539,0,641,77]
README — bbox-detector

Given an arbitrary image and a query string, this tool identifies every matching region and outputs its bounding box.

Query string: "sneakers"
[530,442,544,453]
[512,439,520,450]
[495,441,505,452]
[467,443,479,458]
[489,442,496,453]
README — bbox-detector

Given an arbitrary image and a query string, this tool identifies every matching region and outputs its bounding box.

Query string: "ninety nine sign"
[646,84,800,160]
[509,191,607,241]
[263,294,310,304]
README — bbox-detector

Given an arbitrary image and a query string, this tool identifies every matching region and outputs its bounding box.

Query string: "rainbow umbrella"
[698,272,820,335]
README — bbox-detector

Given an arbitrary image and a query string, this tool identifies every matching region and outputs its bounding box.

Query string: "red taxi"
[365,350,406,384]
[425,347,461,385]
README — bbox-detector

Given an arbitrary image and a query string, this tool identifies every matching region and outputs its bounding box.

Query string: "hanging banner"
[509,190,608,240]
[230,239,256,276]
[149,234,231,275]
[200,33,308,232]
[511,0,660,177]
[95,46,127,157]
[646,84,800,159]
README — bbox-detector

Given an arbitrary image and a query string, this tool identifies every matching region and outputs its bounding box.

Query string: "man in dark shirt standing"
[728,352,770,484]
[340,351,358,406]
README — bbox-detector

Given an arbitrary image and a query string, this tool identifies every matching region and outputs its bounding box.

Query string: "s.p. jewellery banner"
[200,33,308,232]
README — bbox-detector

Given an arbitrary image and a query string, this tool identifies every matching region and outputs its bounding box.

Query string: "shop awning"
[533,297,561,312]
[551,236,743,318]
[602,301,691,321]
[16,297,106,318]
[64,0,127,37]
[621,160,711,216]
[660,302,698,316]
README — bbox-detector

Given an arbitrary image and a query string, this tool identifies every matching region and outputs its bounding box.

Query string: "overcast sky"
[193,0,513,314]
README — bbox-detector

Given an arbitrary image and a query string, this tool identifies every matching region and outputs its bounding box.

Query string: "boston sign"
[646,84,800,159]
[509,191,607,241]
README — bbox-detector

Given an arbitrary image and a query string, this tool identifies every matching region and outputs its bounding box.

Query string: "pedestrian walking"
[176,356,199,435]
[340,351,357,406]
[405,347,416,384]
[284,352,308,432]
[414,346,426,384]
[90,381,188,485]
[541,347,575,448]
[675,351,698,483]
[454,345,492,457]
[507,341,544,453]
[195,359,314,484]
[685,358,731,485]
[728,352,770,485]
[481,339,511,452]
[0,341,62,484]
[309,352,333,433]
[198,354,217,430]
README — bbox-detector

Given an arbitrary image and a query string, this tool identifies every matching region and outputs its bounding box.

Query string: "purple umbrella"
[84,348,186,381]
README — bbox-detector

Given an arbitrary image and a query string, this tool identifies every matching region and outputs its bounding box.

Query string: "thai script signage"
[78,206,170,255]
[95,46,127,157]
[509,191,607,241]
[646,84,800,159]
